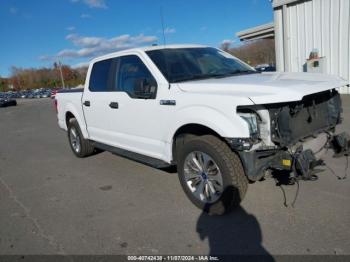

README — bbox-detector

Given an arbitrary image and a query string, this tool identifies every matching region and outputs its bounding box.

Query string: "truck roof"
[141,44,208,51]
[90,44,208,64]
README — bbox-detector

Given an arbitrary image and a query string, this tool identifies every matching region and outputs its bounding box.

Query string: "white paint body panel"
[56,45,346,163]
[56,92,88,137]
[178,71,347,104]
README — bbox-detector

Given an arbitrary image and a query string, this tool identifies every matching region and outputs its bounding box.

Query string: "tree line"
[221,39,276,67]
[1,63,88,91]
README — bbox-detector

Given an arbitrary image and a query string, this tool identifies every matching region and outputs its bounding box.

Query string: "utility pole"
[57,60,66,89]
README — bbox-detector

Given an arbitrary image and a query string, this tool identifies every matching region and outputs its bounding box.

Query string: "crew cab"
[55,45,349,215]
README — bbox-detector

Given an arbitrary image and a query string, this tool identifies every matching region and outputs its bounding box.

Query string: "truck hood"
[177,72,347,104]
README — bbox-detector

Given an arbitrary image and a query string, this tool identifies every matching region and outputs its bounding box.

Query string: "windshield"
[146,47,257,83]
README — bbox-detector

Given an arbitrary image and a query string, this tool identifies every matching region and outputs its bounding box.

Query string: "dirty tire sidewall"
[177,135,248,215]
[67,118,94,158]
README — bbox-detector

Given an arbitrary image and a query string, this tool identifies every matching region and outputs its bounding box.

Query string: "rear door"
[82,58,119,143]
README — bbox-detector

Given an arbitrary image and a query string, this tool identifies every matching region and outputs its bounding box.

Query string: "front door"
[107,55,168,160]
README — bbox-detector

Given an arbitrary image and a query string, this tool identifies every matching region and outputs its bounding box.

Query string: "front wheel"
[67,118,95,158]
[177,135,248,215]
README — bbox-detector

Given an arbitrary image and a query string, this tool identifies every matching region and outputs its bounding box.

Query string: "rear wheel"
[177,135,248,215]
[67,118,95,157]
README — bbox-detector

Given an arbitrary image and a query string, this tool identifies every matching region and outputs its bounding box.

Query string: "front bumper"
[238,149,292,181]
[229,90,346,181]
[235,133,350,181]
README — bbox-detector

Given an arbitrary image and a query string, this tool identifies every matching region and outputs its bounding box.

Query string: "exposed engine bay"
[268,90,342,146]
[229,89,349,181]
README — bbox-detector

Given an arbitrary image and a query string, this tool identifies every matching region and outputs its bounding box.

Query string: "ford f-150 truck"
[55,45,349,215]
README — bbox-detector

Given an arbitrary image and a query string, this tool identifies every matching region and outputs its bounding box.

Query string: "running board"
[92,142,171,169]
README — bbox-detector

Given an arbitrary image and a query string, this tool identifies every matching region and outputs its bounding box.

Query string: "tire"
[8,100,17,106]
[67,118,95,158]
[177,135,248,215]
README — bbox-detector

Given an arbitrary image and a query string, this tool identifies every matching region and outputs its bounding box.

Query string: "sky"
[0,0,273,77]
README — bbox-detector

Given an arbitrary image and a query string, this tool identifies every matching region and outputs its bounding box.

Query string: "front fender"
[162,106,250,162]
[167,106,250,142]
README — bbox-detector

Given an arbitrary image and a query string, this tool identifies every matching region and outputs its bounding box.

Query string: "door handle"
[83,100,90,107]
[109,102,119,109]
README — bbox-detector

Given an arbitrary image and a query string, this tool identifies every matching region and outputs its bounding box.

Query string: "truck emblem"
[160,100,176,106]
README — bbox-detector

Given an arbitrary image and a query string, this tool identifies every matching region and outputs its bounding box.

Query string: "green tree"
[221,39,276,67]
[8,64,88,90]
[0,76,6,92]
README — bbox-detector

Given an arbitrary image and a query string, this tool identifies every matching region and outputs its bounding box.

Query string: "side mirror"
[133,78,157,99]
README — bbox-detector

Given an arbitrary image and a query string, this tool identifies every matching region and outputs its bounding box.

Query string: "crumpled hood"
[177,72,347,104]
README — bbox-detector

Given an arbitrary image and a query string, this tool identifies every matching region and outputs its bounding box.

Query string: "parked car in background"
[0,98,17,107]
[255,64,276,72]
[0,89,54,100]
[42,90,51,98]
[27,92,34,99]
[0,88,70,100]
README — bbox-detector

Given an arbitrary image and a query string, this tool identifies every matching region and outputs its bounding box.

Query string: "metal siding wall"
[330,0,340,75]
[339,0,350,88]
[289,4,299,71]
[322,0,332,74]
[297,3,306,71]
[274,8,285,71]
[274,0,350,93]
[312,0,322,51]
[304,1,314,62]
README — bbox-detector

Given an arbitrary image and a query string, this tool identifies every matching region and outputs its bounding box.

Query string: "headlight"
[238,112,259,138]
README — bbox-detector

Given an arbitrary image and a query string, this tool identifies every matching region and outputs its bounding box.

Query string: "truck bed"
[55,89,85,134]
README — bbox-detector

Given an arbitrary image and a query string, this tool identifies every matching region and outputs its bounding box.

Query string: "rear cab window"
[89,59,115,92]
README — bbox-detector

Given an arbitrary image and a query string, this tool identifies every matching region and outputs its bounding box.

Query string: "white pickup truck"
[55,44,349,215]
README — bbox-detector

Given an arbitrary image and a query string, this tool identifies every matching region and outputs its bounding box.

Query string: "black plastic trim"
[238,149,292,181]
[57,88,84,93]
[93,141,171,168]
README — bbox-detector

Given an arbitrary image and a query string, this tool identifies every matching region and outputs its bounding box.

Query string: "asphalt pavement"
[0,97,349,257]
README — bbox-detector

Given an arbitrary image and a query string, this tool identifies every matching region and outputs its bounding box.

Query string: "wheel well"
[65,112,75,127]
[172,124,223,163]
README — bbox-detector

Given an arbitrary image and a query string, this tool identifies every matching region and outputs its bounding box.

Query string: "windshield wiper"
[171,70,259,83]
[214,70,259,78]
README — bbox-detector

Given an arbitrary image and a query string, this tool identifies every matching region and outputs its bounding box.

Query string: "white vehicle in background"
[55,45,349,215]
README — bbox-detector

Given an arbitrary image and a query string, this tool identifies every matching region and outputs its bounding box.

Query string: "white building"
[237,0,350,94]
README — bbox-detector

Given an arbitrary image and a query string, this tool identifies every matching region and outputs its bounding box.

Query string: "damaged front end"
[228,89,349,181]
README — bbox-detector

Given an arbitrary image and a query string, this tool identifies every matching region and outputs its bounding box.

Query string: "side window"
[89,59,113,92]
[116,55,157,99]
